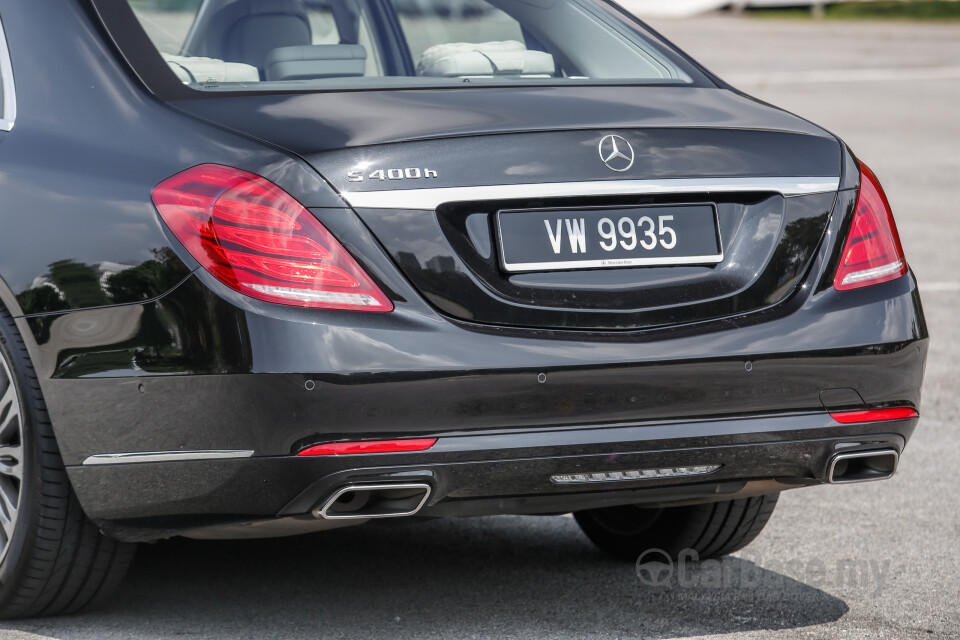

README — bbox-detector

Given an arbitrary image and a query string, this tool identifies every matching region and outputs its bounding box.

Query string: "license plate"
[496,205,723,273]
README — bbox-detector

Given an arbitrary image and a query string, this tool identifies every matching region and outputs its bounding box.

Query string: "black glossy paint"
[0,0,928,541]
[175,89,846,330]
[169,86,834,156]
[71,423,909,541]
[37,270,926,466]
[0,0,344,316]
[356,190,837,328]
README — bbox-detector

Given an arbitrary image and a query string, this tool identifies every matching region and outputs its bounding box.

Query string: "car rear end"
[63,147,925,538]
[61,0,926,539]
[0,0,929,618]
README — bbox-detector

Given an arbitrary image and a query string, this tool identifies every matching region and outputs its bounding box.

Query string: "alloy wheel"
[0,353,22,563]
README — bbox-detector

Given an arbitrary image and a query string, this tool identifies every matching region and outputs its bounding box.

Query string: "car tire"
[0,304,136,619]
[574,493,779,561]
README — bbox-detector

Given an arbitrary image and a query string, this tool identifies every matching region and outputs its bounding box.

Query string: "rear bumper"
[32,271,927,461]
[67,412,914,541]
[21,260,927,540]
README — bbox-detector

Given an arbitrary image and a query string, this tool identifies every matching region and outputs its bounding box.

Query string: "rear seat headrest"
[162,53,259,84]
[211,0,313,73]
[265,45,368,81]
[417,41,555,78]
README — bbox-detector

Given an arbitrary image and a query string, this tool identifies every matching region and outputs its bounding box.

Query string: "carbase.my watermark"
[636,548,890,595]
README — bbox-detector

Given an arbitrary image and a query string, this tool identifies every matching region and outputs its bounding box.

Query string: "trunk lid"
[171,86,841,330]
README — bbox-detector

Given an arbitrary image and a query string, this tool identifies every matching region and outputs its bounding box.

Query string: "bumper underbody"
[68,413,914,542]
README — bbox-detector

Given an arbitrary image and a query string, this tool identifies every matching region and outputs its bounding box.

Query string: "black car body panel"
[0,0,928,545]
[166,85,835,152]
[0,0,345,317]
[37,267,925,458]
[163,72,850,327]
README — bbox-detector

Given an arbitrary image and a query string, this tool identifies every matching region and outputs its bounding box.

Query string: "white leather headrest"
[417,41,555,77]
[162,53,260,84]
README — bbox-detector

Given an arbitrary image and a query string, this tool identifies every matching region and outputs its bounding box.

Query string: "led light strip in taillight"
[830,407,919,424]
[152,164,392,312]
[297,439,439,456]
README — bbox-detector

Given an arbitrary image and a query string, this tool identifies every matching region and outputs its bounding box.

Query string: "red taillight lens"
[830,407,918,424]
[297,438,438,456]
[833,164,908,291]
[153,164,392,312]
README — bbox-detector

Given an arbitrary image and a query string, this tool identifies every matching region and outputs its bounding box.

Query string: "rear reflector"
[153,164,392,312]
[834,164,908,291]
[297,438,438,456]
[830,407,919,424]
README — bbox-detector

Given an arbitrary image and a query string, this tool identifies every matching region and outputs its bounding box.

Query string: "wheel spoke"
[0,476,17,532]
[0,382,18,443]
[0,358,22,563]
[0,444,21,479]
[0,382,14,413]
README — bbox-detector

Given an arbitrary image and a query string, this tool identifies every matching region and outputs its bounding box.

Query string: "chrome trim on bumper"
[341,177,841,210]
[82,450,255,465]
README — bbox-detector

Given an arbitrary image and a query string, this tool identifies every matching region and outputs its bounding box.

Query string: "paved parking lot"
[2,14,958,640]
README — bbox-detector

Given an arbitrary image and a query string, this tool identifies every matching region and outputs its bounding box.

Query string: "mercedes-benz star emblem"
[598,135,635,173]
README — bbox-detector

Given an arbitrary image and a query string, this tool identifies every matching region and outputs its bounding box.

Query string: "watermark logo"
[636,549,890,595]
[635,549,674,587]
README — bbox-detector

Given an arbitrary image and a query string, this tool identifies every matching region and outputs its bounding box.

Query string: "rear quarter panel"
[0,0,342,320]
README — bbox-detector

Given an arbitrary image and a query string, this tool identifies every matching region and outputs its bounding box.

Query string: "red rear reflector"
[297,438,438,456]
[834,164,908,291]
[830,407,918,424]
[153,164,392,312]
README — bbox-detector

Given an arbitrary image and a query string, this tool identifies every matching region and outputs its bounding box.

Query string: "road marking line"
[729,66,960,86]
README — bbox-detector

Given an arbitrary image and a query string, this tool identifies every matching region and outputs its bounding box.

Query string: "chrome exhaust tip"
[828,449,899,484]
[315,483,432,520]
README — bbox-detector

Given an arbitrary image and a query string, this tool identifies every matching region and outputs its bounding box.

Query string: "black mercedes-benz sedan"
[0,0,927,617]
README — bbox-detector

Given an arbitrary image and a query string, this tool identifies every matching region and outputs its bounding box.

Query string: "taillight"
[833,164,908,291]
[152,164,393,312]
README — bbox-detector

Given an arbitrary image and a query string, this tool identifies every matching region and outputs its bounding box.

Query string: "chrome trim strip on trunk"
[82,450,255,465]
[341,177,841,210]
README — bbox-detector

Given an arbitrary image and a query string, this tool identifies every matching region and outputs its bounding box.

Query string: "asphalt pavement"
[2,14,958,640]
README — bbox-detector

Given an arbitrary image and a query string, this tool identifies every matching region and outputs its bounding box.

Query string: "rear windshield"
[105,0,705,94]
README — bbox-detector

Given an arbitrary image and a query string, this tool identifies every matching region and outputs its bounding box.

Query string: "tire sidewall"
[0,316,51,597]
